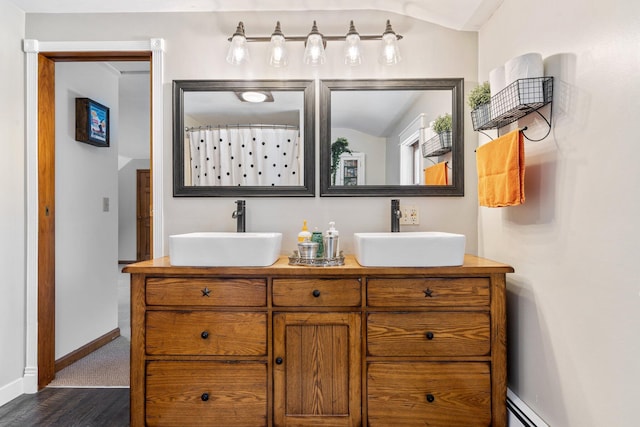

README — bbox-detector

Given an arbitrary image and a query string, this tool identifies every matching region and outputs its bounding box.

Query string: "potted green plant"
[469,81,491,129]
[432,114,452,149]
[331,137,353,185]
[432,113,452,134]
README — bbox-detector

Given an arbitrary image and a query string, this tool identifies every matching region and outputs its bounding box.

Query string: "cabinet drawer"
[146,361,267,426]
[146,311,267,356]
[367,277,489,308]
[273,278,361,307]
[367,312,490,357]
[146,277,266,307]
[368,362,491,427]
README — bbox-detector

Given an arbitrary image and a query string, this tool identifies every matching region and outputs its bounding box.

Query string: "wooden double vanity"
[125,254,513,426]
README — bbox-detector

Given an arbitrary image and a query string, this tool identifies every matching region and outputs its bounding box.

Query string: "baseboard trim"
[55,328,120,372]
[507,388,550,427]
[0,378,24,407]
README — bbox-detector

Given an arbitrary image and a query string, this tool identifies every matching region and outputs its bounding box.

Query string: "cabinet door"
[273,312,361,426]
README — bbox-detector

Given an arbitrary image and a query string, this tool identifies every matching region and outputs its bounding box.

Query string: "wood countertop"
[123,254,514,276]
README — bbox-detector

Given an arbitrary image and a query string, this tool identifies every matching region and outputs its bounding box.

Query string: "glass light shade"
[344,33,362,66]
[303,33,326,66]
[226,34,250,65]
[269,34,288,67]
[379,32,401,65]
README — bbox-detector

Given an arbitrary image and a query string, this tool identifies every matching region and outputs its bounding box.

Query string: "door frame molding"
[136,169,152,261]
[22,38,165,392]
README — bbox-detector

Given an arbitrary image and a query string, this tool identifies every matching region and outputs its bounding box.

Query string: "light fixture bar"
[226,20,404,67]
[228,34,403,42]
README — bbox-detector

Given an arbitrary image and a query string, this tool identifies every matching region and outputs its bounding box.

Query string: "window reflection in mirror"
[319,79,464,197]
[173,80,315,197]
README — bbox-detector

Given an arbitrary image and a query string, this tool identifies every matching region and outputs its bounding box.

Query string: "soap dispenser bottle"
[324,221,339,259]
[298,220,312,243]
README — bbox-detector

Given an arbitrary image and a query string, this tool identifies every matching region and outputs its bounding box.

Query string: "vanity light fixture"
[303,21,326,66]
[226,21,250,65]
[226,20,403,67]
[268,21,288,68]
[344,21,362,66]
[379,19,402,65]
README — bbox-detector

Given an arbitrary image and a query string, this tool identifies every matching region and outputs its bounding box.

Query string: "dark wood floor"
[0,388,129,426]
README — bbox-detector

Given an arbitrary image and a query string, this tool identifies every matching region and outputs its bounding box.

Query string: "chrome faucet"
[232,200,246,232]
[391,199,402,232]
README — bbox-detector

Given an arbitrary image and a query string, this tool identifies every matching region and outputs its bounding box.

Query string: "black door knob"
[275,357,283,365]
[425,331,434,340]
[201,331,209,339]
[312,289,321,297]
[426,394,435,403]
[201,393,209,401]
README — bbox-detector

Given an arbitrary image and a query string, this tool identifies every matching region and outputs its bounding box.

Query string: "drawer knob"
[312,289,321,298]
[426,393,435,403]
[275,357,283,365]
[201,287,211,297]
[201,331,209,339]
[201,393,209,402]
[423,288,434,298]
[425,331,434,340]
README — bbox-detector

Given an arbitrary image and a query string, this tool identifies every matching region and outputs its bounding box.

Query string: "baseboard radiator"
[507,388,550,427]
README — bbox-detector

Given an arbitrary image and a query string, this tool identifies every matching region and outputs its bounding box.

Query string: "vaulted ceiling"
[8,0,503,31]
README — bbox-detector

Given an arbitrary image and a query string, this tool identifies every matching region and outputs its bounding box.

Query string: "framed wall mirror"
[173,80,315,196]
[319,78,464,196]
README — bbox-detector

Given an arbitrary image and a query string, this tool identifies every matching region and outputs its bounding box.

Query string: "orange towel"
[476,129,525,207]
[424,162,448,185]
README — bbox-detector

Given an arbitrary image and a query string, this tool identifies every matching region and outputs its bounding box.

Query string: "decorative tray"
[288,251,345,267]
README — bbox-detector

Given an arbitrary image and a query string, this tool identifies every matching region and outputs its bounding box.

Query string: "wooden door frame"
[136,169,152,262]
[23,39,165,391]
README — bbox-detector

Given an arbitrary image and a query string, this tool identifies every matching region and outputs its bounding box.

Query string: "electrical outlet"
[399,205,419,225]
[103,197,110,212]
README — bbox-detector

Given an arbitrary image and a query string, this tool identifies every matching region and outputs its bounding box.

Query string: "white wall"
[118,72,150,261]
[118,72,150,161]
[478,0,640,425]
[0,0,26,405]
[25,10,480,256]
[55,62,119,359]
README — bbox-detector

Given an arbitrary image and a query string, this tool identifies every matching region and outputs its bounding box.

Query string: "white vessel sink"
[353,232,465,267]
[169,232,282,267]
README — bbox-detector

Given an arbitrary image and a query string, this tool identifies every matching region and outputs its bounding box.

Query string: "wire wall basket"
[422,131,452,158]
[471,77,553,131]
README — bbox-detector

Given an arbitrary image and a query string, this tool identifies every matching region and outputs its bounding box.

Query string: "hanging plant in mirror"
[331,137,353,185]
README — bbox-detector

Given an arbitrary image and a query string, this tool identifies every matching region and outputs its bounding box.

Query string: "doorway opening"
[36,51,152,389]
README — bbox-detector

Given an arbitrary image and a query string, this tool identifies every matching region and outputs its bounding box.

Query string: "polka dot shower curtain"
[187,126,301,186]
